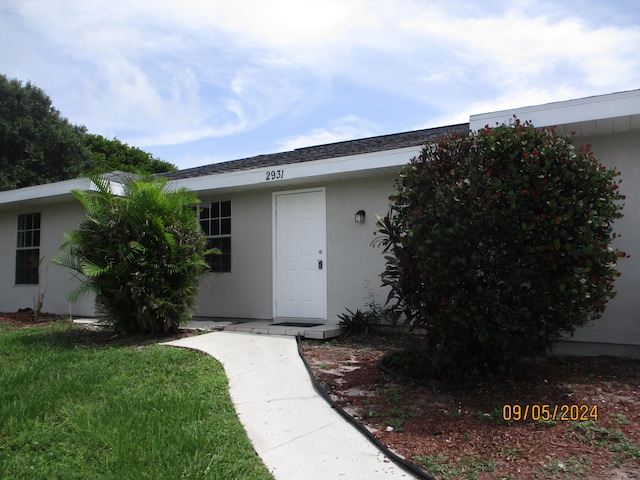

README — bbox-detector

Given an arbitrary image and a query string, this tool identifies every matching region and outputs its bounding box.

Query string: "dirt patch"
[300,334,640,480]
[0,310,63,328]
[0,311,197,347]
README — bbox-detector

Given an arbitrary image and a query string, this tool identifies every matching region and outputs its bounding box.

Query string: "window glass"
[16,213,41,285]
[199,202,231,273]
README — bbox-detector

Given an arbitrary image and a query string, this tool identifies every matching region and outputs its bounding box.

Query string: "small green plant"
[610,412,631,425]
[502,446,521,461]
[413,455,455,477]
[388,406,418,418]
[568,420,640,460]
[378,387,403,404]
[337,308,374,337]
[387,406,418,431]
[537,418,558,428]
[387,417,405,432]
[338,281,391,337]
[413,454,494,479]
[362,409,381,420]
[569,420,605,445]
[362,280,391,325]
[543,455,590,477]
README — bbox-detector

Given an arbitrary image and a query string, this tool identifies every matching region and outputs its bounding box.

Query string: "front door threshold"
[224,319,341,339]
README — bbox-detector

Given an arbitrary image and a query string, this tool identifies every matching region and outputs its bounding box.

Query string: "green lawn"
[0,321,273,480]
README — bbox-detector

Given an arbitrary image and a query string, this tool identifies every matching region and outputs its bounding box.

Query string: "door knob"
[318,259,323,270]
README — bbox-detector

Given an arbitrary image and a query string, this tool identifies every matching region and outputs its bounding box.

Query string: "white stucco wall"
[194,174,397,321]
[0,199,96,317]
[195,189,274,319]
[0,174,397,322]
[325,175,396,320]
[552,130,640,355]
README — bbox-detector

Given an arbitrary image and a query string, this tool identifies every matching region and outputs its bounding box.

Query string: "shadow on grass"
[6,319,197,350]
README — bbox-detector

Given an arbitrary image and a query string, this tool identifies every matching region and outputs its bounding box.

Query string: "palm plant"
[55,174,217,334]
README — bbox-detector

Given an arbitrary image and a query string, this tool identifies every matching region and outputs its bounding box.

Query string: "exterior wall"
[0,199,96,317]
[551,130,640,357]
[196,189,274,319]
[325,175,396,320]
[0,173,397,322]
[195,173,397,321]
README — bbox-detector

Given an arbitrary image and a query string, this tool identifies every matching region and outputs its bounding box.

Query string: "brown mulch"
[299,334,640,480]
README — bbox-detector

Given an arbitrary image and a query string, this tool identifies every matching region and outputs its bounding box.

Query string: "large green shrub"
[56,175,215,334]
[376,120,626,381]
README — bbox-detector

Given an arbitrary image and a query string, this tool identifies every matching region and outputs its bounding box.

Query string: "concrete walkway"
[162,331,416,480]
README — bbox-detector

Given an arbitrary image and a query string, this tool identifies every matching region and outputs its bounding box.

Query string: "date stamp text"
[502,404,598,422]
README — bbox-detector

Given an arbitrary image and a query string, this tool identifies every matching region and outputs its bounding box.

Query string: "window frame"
[15,212,41,285]
[198,200,231,273]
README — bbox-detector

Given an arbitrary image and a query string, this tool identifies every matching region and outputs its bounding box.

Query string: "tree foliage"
[0,74,91,191]
[0,74,175,191]
[376,120,626,381]
[86,134,176,175]
[55,175,216,334]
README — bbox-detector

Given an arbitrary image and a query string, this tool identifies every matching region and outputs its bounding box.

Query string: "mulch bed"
[300,334,640,480]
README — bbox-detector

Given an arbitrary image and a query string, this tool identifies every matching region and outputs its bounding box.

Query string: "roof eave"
[0,176,129,210]
[0,178,90,210]
[170,145,421,194]
[470,89,640,137]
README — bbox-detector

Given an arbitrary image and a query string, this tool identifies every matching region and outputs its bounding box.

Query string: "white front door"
[273,188,327,320]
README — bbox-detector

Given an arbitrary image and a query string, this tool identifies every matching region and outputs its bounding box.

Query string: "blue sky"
[2,0,639,170]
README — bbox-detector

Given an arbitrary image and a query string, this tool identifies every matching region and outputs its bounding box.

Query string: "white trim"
[170,146,419,194]
[470,89,640,134]
[272,186,327,320]
[0,178,90,207]
[0,177,127,207]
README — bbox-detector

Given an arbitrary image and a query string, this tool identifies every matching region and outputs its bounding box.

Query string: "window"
[199,201,231,273]
[16,212,41,284]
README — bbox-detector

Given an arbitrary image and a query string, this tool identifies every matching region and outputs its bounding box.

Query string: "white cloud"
[276,115,376,151]
[171,0,372,47]
[2,0,639,169]
[392,4,640,124]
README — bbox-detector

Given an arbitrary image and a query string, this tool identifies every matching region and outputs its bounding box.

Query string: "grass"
[0,321,273,480]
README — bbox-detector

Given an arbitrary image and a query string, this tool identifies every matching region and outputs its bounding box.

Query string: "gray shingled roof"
[103,170,140,183]
[162,123,469,180]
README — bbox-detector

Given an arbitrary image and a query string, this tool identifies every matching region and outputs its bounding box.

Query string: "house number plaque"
[265,169,285,181]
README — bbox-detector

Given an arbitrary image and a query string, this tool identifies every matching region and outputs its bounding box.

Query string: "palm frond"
[81,260,111,277]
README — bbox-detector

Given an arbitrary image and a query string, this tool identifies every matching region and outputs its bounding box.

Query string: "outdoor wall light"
[354,210,366,224]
